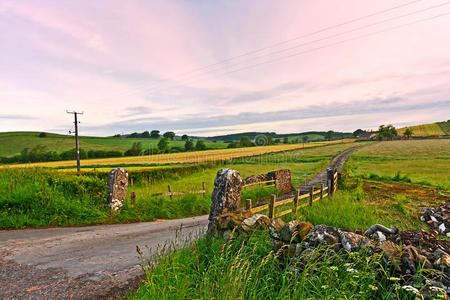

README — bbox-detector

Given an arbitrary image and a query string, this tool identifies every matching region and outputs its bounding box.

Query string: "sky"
[1,0,450,137]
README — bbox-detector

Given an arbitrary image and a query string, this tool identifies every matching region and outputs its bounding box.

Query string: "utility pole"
[67,111,83,172]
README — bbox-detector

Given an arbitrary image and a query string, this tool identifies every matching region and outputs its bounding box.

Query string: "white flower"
[346,268,358,273]
[402,285,422,297]
[344,263,353,267]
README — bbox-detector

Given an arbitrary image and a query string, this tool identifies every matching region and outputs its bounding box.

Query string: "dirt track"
[0,147,357,299]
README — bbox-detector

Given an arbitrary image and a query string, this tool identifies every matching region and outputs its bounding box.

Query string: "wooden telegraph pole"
[67,111,83,172]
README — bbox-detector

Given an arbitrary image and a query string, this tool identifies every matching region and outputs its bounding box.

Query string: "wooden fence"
[245,168,338,219]
[242,179,276,189]
[150,182,207,199]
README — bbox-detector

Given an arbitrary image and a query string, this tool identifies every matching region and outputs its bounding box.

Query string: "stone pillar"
[107,167,129,211]
[207,168,243,235]
[267,169,292,194]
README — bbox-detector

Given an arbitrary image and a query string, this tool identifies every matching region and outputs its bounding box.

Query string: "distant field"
[0,131,228,157]
[351,139,450,190]
[2,139,355,169]
[397,121,448,136]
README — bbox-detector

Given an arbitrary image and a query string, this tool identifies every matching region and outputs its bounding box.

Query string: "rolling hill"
[397,120,449,136]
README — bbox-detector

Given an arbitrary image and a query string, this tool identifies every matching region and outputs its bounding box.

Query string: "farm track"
[0,146,357,299]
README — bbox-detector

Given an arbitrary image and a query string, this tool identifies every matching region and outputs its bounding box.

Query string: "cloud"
[0,114,36,120]
[119,106,152,118]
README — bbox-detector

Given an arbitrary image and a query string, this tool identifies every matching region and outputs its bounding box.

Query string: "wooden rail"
[242,179,276,188]
[149,182,207,198]
[245,168,338,219]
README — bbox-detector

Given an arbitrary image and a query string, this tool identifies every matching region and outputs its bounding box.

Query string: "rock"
[303,225,341,250]
[375,241,401,270]
[267,169,292,194]
[269,219,285,240]
[280,221,313,243]
[420,200,450,236]
[215,210,253,230]
[338,230,371,252]
[207,168,243,235]
[107,168,128,211]
[241,214,271,232]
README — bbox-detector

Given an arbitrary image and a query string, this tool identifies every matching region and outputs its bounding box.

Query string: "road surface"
[0,215,208,299]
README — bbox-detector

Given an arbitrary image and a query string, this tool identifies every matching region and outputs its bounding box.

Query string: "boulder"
[338,230,371,252]
[302,225,341,250]
[207,169,243,235]
[107,168,128,211]
[241,214,271,232]
[215,210,253,231]
[280,220,314,243]
[269,219,285,240]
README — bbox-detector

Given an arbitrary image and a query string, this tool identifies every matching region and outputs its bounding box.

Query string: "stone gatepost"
[107,167,128,211]
[267,169,292,194]
[207,168,243,235]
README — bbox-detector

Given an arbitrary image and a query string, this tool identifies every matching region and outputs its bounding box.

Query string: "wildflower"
[346,268,358,273]
[330,266,338,271]
[344,263,353,267]
[321,285,329,289]
[402,285,422,298]
[369,284,378,291]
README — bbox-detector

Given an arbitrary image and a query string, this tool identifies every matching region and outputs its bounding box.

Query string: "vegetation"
[351,139,450,190]
[397,121,448,136]
[376,124,398,140]
[132,178,442,299]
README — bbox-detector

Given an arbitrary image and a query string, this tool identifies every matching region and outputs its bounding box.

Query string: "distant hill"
[203,131,353,142]
[398,120,450,136]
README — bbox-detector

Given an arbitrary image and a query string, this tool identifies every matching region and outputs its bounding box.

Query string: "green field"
[397,120,449,136]
[350,139,450,190]
[0,131,228,157]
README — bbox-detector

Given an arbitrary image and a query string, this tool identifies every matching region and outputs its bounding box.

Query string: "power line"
[171,1,450,88]
[98,0,425,101]
[144,3,450,96]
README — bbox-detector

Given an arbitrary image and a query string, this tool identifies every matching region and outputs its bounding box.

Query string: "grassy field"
[0,142,357,228]
[350,139,450,190]
[2,139,355,169]
[0,131,228,157]
[397,121,448,136]
[132,176,448,299]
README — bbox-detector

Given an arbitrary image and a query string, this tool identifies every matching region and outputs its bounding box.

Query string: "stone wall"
[243,169,292,194]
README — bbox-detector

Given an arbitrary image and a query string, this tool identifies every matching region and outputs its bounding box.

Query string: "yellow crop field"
[3,139,355,169]
[397,123,445,136]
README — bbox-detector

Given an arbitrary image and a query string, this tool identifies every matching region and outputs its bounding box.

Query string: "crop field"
[397,121,448,136]
[0,131,228,157]
[2,139,355,169]
[350,139,450,190]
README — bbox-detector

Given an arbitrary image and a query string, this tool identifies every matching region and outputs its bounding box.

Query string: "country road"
[0,147,358,299]
[0,215,208,299]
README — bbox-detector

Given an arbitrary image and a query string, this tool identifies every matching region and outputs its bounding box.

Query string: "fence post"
[309,186,314,206]
[269,194,276,220]
[333,169,337,194]
[246,199,252,211]
[293,189,299,213]
[320,184,324,200]
[327,168,334,197]
[148,176,151,184]
[130,191,136,206]
[168,184,172,199]
[202,182,206,198]
[130,177,134,186]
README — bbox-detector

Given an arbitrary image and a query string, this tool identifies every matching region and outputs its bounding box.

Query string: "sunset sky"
[1,0,449,136]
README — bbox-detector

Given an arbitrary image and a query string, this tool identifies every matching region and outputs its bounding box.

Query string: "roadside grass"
[351,139,450,190]
[132,180,437,300]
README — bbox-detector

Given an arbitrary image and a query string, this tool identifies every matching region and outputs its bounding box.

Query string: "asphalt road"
[0,215,208,299]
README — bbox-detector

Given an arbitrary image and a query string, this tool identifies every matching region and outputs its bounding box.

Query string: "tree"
[283,137,289,144]
[267,136,274,145]
[274,138,281,144]
[239,136,252,147]
[150,130,160,138]
[377,124,397,140]
[142,131,150,138]
[195,140,206,150]
[404,127,413,139]
[158,138,169,152]
[353,129,365,137]
[129,132,138,138]
[163,131,175,140]
[325,130,334,141]
[184,139,194,151]
[124,142,142,156]
[181,134,189,141]
[302,136,308,143]
[39,132,47,138]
